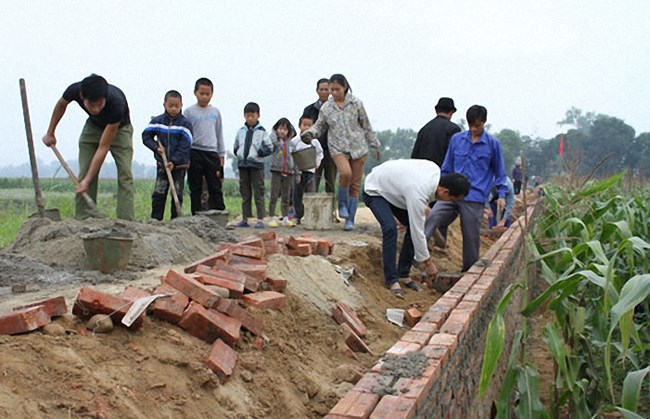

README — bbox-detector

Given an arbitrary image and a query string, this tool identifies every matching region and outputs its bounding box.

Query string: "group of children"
[142,78,323,227]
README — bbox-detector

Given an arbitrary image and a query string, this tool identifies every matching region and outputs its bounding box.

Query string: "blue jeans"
[363,193,415,286]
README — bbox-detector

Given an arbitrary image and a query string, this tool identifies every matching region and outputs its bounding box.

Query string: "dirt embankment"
[0,209,494,418]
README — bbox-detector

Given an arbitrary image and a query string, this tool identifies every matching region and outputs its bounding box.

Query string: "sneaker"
[235,220,250,228]
[254,220,265,229]
[282,216,295,227]
[268,217,279,228]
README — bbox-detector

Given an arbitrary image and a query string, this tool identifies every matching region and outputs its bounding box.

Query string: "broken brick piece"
[178,302,241,346]
[72,287,144,330]
[332,301,368,337]
[120,286,151,302]
[316,239,334,256]
[164,269,221,310]
[205,338,238,383]
[237,237,264,249]
[214,262,263,293]
[265,275,288,292]
[151,283,190,324]
[216,298,264,336]
[405,307,423,327]
[242,291,286,310]
[341,323,372,354]
[218,243,264,260]
[13,296,67,317]
[0,306,51,335]
[287,243,311,257]
[254,231,276,241]
[295,237,319,253]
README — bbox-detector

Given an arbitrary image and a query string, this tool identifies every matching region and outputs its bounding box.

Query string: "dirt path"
[0,209,495,418]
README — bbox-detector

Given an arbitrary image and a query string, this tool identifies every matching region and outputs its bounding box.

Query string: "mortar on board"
[82,230,134,274]
[196,210,230,227]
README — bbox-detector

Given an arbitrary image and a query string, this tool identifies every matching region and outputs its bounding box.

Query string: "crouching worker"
[142,90,193,220]
[363,160,469,299]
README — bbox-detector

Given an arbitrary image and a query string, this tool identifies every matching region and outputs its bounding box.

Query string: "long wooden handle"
[19,78,45,215]
[158,142,183,216]
[50,144,98,210]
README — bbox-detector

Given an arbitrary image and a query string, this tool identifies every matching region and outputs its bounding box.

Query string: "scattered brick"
[215,298,264,336]
[204,338,238,383]
[192,273,245,298]
[151,283,189,324]
[218,243,264,260]
[72,287,144,330]
[342,323,372,354]
[237,236,264,249]
[295,236,319,253]
[0,305,51,335]
[198,264,246,284]
[332,301,367,337]
[316,239,334,256]
[164,269,221,310]
[183,249,231,273]
[265,275,288,292]
[254,231,276,241]
[178,302,241,346]
[242,291,286,310]
[213,262,261,292]
[288,243,311,257]
[13,296,67,317]
[120,286,151,301]
[229,255,268,266]
[404,307,422,327]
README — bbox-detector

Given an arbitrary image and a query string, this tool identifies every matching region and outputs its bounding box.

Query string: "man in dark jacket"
[303,78,336,193]
[411,97,461,253]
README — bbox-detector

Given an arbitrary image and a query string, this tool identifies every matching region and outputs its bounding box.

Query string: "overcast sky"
[2,0,649,167]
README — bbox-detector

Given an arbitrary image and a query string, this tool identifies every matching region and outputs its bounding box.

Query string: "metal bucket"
[196,210,230,227]
[302,193,334,230]
[292,147,317,171]
[82,232,134,273]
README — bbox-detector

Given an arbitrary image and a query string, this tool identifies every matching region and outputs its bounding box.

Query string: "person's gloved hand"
[300,131,314,144]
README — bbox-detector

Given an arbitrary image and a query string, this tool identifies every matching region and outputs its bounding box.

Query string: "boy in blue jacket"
[142,90,193,220]
[233,102,273,228]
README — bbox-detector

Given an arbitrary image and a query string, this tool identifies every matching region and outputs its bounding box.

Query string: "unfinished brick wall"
[326,203,541,419]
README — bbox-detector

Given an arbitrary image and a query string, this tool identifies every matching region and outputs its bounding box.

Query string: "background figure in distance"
[424,105,508,272]
[364,159,469,298]
[301,73,381,231]
[411,96,461,255]
[303,78,337,194]
[512,160,523,195]
[42,74,135,220]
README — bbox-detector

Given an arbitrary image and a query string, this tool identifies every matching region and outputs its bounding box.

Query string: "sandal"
[399,278,422,292]
[387,284,405,299]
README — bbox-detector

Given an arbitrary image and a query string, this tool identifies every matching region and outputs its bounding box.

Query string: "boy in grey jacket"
[233,102,273,228]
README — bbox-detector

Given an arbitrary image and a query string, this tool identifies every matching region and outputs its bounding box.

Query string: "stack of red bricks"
[1,231,334,384]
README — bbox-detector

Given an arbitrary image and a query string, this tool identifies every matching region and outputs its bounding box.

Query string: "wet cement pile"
[1,215,237,286]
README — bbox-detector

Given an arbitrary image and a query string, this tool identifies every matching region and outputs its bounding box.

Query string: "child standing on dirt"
[142,90,193,220]
[268,118,297,227]
[290,115,324,225]
[233,102,273,228]
[184,78,226,215]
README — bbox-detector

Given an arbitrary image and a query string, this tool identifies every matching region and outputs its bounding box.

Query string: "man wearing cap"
[411,97,461,254]
[411,97,461,166]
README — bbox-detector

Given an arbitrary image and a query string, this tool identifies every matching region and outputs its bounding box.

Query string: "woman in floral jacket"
[300,74,381,231]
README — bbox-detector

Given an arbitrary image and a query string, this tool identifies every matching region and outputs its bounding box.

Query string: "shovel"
[157,140,183,217]
[50,144,107,219]
[19,78,60,221]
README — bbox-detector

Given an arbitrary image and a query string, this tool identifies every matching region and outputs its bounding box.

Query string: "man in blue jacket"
[425,105,508,272]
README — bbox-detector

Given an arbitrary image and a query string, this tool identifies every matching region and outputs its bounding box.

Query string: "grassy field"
[0,178,244,248]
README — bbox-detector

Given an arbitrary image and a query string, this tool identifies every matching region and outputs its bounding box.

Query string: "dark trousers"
[293,171,315,221]
[488,201,513,228]
[188,149,225,215]
[151,167,185,220]
[424,200,485,272]
[315,147,337,193]
[513,180,522,195]
[239,167,265,220]
[364,193,415,286]
[269,171,293,218]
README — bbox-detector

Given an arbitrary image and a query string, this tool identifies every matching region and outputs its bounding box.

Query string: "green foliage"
[480,174,650,417]
[364,128,417,174]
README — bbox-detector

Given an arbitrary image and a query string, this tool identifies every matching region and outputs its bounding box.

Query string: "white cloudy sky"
[2,0,648,166]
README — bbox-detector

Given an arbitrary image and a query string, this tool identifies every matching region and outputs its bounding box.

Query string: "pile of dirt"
[0,209,496,418]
